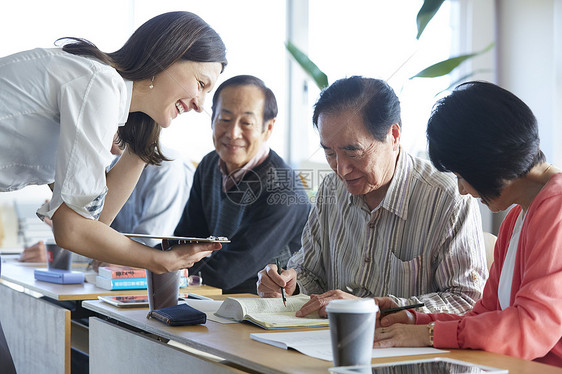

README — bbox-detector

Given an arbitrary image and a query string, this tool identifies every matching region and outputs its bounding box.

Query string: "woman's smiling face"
[142,60,222,128]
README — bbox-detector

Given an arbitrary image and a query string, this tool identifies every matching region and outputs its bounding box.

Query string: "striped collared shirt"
[288,150,488,314]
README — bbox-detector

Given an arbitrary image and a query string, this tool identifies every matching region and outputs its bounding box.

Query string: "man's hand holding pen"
[256,263,298,299]
[275,260,287,307]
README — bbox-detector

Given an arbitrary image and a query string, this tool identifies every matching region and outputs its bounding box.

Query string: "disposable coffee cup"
[326,298,378,367]
[146,270,179,311]
[46,240,73,270]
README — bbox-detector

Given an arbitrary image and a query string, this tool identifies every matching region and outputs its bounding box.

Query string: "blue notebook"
[34,269,84,284]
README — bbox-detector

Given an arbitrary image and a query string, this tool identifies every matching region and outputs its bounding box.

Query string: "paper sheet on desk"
[250,330,448,361]
[182,299,236,324]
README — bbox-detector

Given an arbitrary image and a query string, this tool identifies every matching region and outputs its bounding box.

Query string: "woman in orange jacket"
[374,81,562,367]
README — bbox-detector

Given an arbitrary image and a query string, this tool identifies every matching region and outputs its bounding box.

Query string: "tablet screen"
[329,358,508,374]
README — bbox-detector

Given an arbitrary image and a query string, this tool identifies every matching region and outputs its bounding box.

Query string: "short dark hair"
[427,81,545,199]
[211,75,278,131]
[59,11,228,165]
[312,76,401,141]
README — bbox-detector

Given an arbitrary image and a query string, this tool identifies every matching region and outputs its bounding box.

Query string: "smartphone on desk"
[98,295,149,308]
[98,294,212,308]
[179,292,213,301]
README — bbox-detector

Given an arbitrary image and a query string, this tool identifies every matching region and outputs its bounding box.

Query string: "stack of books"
[95,266,189,290]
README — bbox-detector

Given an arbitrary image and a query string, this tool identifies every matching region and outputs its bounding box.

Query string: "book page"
[215,294,311,322]
[238,294,311,313]
[183,300,237,324]
[250,330,449,361]
[214,297,248,321]
[246,312,329,329]
[251,330,333,360]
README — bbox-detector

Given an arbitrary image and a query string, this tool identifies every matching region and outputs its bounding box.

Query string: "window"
[0,0,287,202]
[0,0,455,201]
[134,1,287,163]
[290,0,455,169]
[1,0,287,166]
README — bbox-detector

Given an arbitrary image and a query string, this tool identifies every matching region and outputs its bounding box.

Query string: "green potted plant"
[287,0,493,92]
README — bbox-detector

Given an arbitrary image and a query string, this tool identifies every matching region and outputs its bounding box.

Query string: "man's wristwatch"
[427,322,435,346]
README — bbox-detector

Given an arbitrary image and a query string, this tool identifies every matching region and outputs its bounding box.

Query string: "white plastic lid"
[325,298,379,314]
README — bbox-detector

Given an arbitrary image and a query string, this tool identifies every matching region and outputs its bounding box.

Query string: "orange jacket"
[415,173,562,367]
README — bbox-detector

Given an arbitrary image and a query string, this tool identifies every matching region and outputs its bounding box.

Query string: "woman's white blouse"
[0,48,133,220]
[498,210,525,309]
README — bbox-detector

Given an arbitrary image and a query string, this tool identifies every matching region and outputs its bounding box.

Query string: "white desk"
[0,260,222,300]
[82,299,562,374]
[0,277,71,373]
[0,260,222,374]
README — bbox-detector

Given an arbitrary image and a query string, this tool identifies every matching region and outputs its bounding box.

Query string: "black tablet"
[328,357,508,374]
[122,233,230,243]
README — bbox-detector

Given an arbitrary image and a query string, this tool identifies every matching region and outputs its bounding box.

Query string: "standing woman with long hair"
[0,11,227,273]
[0,11,227,372]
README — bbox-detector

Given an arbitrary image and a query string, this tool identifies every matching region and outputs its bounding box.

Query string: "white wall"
[496,0,562,166]
[494,0,562,233]
[461,0,562,234]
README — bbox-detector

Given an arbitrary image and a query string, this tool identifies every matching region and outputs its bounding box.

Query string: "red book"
[179,268,189,277]
[98,266,146,279]
[98,266,189,279]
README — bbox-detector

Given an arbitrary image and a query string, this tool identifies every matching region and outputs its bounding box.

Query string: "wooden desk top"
[0,260,222,301]
[82,299,561,374]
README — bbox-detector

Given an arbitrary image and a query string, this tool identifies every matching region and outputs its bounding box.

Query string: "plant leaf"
[416,0,445,39]
[410,42,494,79]
[285,41,329,90]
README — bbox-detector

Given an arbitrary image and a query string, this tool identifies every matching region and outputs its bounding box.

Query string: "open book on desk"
[251,330,449,362]
[214,294,329,329]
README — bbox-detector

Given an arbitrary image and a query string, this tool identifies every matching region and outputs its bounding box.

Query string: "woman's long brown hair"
[59,11,227,165]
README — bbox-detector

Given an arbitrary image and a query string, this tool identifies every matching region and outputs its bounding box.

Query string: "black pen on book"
[380,303,424,314]
[276,259,287,307]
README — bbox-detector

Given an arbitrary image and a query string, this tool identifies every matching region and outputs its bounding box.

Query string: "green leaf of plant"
[285,41,329,90]
[416,0,445,39]
[410,42,494,79]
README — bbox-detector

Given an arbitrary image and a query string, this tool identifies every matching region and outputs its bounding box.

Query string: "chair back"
[483,232,497,271]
